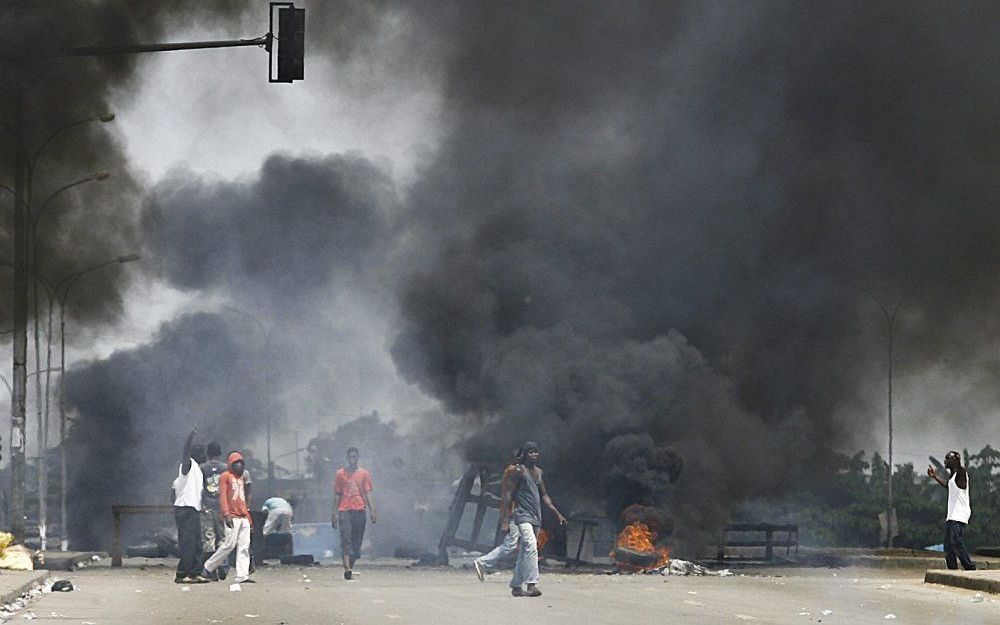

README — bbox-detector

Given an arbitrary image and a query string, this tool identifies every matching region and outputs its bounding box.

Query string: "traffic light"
[271,3,304,83]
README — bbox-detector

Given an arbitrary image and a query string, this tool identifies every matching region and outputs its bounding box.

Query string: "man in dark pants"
[172,428,209,583]
[331,447,376,580]
[928,450,976,570]
[200,441,227,578]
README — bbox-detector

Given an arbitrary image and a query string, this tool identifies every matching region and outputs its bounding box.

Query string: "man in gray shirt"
[500,441,566,597]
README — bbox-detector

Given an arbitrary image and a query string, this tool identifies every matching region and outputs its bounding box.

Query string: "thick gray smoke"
[47,1,1000,556]
[389,1,1000,551]
[65,151,404,546]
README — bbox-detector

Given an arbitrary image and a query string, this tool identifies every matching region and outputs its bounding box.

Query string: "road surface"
[14,561,999,624]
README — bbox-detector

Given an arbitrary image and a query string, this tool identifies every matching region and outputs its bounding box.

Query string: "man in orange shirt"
[202,451,254,583]
[331,447,376,580]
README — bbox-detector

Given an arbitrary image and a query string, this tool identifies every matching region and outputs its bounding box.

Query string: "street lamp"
[30,171,110,551]
[58,253,140,551]
[1,110,115,540]
[221,306,275,497]
[867,290,907,549]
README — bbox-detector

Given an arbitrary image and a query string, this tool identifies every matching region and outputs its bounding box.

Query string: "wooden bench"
[111,504,175,567]
[717,523,798,562]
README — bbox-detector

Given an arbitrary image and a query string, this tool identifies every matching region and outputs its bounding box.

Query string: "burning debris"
[613,522,670,572]
[606,504,731,576]
[611,504,671,572]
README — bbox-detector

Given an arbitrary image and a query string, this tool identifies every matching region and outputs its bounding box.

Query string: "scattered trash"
[230,584,242,592]
[878,584,892,590]
[90,555,102,562]
[245,615,259,619]
[971,593,984,603]
[22,613,36,620]
[51,581,73,592]
[798,613,810,616]
[181,587,191,592]
[687,591,697,595]
[884,615,897,620]
[821,609,833,615]
[49,612,67,618]
[303,578,311,583]
[732,615,757,621]
[664,559,733,576]
[134,589,142,593]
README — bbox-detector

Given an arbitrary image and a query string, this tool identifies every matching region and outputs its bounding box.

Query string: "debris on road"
[230,583,242,592]
[51,581,73,592]
[664,559,733,576]
[884,615,897,620]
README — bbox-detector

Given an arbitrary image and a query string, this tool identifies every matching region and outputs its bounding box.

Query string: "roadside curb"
[924,569,1000,593]
[0,570,49,605]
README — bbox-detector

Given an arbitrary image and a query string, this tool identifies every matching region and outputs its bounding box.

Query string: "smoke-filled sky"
[2,1,999,550]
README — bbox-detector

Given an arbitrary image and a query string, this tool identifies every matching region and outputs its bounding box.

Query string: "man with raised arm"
[928,450,976,570]
[172,428,209,584]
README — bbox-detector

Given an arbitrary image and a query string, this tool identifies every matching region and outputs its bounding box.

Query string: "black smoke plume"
[46,1,1000,557]
[390,1,999,552]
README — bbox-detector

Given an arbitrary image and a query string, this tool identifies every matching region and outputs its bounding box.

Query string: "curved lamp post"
[30,172,110,551]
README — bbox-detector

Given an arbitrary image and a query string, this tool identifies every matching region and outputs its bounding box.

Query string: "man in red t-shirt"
[331,447,376,580]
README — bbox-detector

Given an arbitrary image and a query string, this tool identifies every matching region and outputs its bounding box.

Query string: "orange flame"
[613,522,670,571]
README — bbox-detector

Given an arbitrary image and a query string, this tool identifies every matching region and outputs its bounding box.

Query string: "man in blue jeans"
[499,441,566,597]
[928,450,976,570]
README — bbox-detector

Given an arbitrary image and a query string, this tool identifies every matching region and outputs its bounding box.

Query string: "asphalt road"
[15,562,1000,624]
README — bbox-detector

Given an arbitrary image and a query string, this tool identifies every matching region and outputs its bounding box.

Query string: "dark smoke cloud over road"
[389,1,999,549]
[40,1,1000,552]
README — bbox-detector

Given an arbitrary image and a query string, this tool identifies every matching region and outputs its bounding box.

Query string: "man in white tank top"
[927,450,976,570]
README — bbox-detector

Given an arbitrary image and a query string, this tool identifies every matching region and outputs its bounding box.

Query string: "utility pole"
[10,81,28,539]
[869,290,906,549]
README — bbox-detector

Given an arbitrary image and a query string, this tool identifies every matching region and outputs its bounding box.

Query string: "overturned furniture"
[716,523,798,563]
[437,466,503,565]
[111,504,174,567]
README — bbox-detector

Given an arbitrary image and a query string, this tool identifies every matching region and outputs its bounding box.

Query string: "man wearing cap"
[202,451,254,583]
[500,441,567,597]
[928,451,977,570]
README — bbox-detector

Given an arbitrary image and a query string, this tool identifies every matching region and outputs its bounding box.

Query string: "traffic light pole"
[66,35,271,58]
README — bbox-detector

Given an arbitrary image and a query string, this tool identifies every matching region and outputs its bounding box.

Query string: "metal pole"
[886,321,894,549]
[30,224,46,550]
[58,301,67,551]
[10,80,28,539]
[55,255,140,550]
